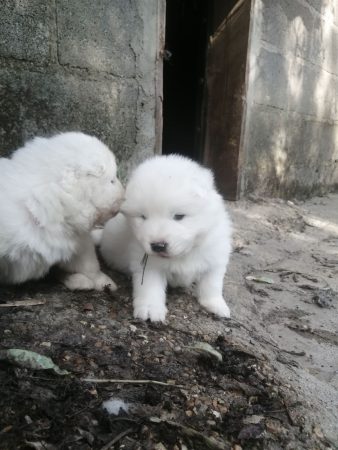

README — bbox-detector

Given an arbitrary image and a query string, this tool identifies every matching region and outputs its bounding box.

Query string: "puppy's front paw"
[63,273,95,291]
[199,297,231,318]
[133,299,167,322]
[93,272,117,292]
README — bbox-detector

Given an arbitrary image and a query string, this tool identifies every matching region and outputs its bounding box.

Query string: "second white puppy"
[99,155,232,322]
[0,132,124,291]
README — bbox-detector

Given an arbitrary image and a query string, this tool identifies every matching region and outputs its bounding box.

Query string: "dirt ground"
[0,194,337,450]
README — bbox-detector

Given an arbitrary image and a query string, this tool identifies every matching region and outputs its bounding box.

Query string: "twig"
[150,418,229,450]
[81,378,185,388]
[282,400,297,426]
[0,299,46,307]
[100,427,135,450]
[280,348,306,357]
[141,253,148,285]
[0,425,13,434]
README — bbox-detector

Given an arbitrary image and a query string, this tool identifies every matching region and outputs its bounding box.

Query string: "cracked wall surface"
[0,0,162,178]
[241,0,338,198]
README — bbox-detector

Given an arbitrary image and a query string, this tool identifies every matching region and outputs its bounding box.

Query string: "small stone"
[185,410,193,417]
[83,302,94,311]
[243,414,264,425]
[174,346,182,353]
[313,425,324,439]
[88,388,98,397]
[212,410,221,419]
[207,420,216,426]
[186,399,195,408]
[219,405,228,414]
[141,425,149,435]
[154,443,167,450]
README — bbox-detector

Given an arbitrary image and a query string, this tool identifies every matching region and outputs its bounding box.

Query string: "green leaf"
[246,275,274,284]
[0,349,69,375]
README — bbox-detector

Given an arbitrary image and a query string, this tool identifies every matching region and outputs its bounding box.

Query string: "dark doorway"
[162,0,250,200]
[162,0,208,160]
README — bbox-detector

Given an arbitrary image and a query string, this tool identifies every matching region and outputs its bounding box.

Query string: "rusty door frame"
[201,0,252,200]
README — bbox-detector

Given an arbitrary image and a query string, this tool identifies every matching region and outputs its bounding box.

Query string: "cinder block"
[252,47,288,110]
[287,59,337,120]
[243,104,288,196]
[305,0,337,25]
[0,0,51,63]
[310,16,338,74]
[57,0,140,77]
[259,0,314,61]
[0,69,138,167]
[243,103,338,197]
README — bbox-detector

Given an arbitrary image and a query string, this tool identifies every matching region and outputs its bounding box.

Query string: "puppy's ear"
[191,184,209,200]
[84,164,105,178]
[25,184,63,228]
[191,169,215,199]
[61,164,105,188]
[60,167,77,192]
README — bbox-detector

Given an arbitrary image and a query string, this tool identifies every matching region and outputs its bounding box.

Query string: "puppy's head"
[59,133,124,228]
[22,133,124,230]
[121,155,220,258]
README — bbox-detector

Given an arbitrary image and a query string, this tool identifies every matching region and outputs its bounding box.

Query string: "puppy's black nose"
[151,242,168,253]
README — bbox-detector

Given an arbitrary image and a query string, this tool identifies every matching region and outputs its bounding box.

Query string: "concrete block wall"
[0,0,163,177]
[241,0,338,197]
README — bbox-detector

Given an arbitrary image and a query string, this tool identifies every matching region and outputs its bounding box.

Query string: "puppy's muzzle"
[151,242,168,254]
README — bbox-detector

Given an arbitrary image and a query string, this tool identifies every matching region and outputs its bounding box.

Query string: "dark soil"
[0,272,329,450]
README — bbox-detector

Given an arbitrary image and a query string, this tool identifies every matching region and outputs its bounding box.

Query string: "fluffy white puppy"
[99,155,232,322]
[0,132,124,291]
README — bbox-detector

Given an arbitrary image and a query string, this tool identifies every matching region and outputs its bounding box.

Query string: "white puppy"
[99,155,232,322]
[0,132,124,291]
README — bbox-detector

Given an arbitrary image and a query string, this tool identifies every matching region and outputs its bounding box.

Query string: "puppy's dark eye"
[141,215,147,220]
[173,214,185,221]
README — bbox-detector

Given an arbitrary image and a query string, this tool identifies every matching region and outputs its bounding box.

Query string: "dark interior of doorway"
[162,0,241,161]
[162,0,208,160]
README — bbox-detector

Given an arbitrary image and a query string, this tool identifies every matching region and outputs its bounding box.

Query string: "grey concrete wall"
[241,0,338,197]
[0,0,163,178]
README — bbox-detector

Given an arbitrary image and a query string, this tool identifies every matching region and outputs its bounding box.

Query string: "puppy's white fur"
[0,132,124,290]
[99,155,232,322]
